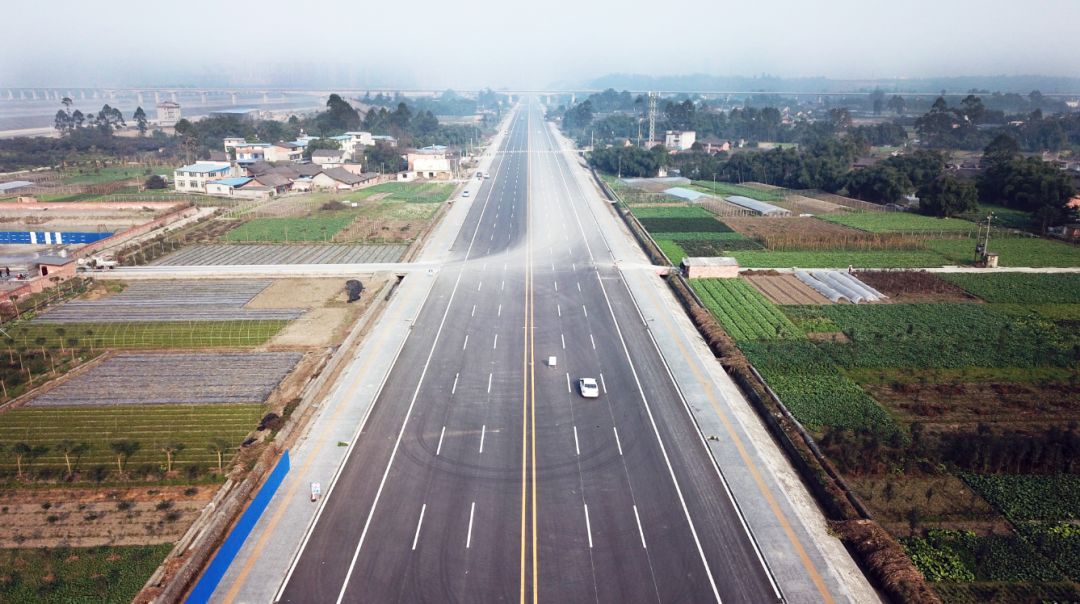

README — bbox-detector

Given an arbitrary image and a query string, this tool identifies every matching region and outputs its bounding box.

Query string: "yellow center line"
[519,111,530,604]
[528,111,539,604]
[222,298,405,604]
[643,281,834,603]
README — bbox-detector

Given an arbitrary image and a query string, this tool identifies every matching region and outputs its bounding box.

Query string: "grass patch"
[819,213,979,234]
[6,321,288,349]
[654,239,687,265]
[353,182,454,203]
[60,166,171,186]
[0,404,262,475]
[926,237,1080,267]
[0,544,172,603]
[729,249,950,268]
[223,215,355,242]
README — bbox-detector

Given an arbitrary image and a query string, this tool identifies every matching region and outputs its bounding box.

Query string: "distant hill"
[573,73,1080,95]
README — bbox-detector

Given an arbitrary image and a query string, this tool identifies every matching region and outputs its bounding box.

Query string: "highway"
[276,100,781,603]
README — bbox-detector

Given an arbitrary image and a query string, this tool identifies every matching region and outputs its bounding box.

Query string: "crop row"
[630,205,715,219]
[638,217,732,234]
[740,340,896,434]
[962,474,1080,522]
[0,404,262,471]
[3,320,289,349]
[940,273,1080,304]
[903,529,1063,583]
[0,544,173,604]
[813,303,1080,369]
[691,279,801,341]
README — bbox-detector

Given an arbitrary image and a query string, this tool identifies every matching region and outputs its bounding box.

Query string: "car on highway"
[579,377,599,398]
[483,172,490,179]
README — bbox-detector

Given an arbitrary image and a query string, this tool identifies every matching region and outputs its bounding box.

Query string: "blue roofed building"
[173,161,234,194]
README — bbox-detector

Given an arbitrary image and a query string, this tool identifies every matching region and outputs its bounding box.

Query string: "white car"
[461,190,470,197]
[483,172,490,179]
[579,378,599,398]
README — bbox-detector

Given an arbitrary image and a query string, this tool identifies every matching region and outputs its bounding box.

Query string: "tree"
[918,175,978,217]
[54,109,72,135]
[363,141,405,173]
[845,165,912,204]
[55,440,90,478]
[12,442,31,478]
[870,88,886,115]
[133,106,148,136]
[207,438,231,472]
[109,440,140,475]
[304,137,341,160]
[144,174,167,189]
[828,107,853,130]
[160,441,185,473]
[316,93,361,134]
[982,134,1020,168]
[887,95,907,116]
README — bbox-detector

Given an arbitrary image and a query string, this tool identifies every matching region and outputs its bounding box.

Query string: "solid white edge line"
[411,504,427,551]
[613,426,623,456]
[633,504,647,549]
[466,502,476,549]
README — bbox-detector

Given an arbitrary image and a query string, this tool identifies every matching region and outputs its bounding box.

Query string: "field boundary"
[591,167,672,267]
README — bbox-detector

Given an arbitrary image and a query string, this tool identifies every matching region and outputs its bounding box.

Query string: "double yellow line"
[519,105,539,604]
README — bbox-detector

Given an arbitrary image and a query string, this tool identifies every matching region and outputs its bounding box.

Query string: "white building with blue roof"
[173,161,235,193]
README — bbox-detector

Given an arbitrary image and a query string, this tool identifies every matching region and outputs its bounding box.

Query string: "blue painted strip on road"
[186,450,291,604]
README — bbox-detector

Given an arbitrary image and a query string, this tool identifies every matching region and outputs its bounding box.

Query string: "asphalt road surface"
[276,101,780,603]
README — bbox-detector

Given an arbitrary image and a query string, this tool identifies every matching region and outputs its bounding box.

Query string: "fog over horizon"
[2,0,1078,90]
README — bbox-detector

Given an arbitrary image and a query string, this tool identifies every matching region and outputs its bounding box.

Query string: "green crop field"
[740,340,896,434]
[223,214,355,242]
[691,279,801,341]
[812,303,1080,369]
[940,273,1080,304]
[630,205,715,218]
[819,212,979,233]
[963,474,1080,522]
[4,320,288,349]
[729,249,951,268]
[926,237,1080,267]
[1021,523,1080,582]
[689,181,785,201]
[638,217,731,234]
[904,529,1063,583]
[0,544,172,603]
[0,404,263,475]
[655,240,687,265]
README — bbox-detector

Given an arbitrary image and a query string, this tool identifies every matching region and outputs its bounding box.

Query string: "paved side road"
[545,121,880,604]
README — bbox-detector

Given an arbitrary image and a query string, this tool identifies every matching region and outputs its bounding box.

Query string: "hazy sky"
[2,0,1078,89]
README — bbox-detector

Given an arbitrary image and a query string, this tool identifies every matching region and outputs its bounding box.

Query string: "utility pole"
[647,92,657,147]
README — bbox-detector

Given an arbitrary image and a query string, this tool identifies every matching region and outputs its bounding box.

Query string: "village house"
[173,161,234,193]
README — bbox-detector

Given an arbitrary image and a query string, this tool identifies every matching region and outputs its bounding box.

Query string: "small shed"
[682,256,739,279]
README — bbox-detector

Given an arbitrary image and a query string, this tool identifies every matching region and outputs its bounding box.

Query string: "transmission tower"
[647,91,658,147]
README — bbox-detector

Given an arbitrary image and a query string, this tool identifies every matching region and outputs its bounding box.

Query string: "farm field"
[820,212,979,234]
[729,249,951,268]
[743,272,831,305]
[926,237,1080,267]
[33,280,303,323]
[29,352,302,407]
[3,320,288,349]
[0,544,172,603]
[685,265,1080,600]
[59,166,172,186]
[688,180,785,201]
[153,243,407,265]
[630,204,761,264]
[0,404,263,478]
[222,213,356,243]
